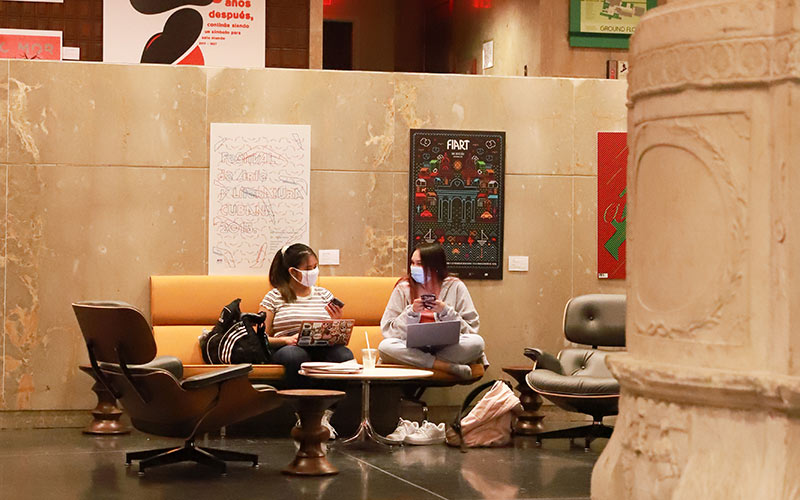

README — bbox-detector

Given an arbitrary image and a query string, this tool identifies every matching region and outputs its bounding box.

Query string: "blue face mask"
[410,265,427,284]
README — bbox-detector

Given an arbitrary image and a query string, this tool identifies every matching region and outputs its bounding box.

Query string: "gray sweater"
[380,277,481,341]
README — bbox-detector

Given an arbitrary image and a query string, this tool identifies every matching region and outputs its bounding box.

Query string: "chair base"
[126,439,258,475]
[535,421,613,451]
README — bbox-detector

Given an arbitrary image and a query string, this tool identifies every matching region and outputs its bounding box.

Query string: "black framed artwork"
[408,129,506,280]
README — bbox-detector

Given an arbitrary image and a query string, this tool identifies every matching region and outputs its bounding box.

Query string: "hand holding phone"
[420,294,436,310]
[330,297,345,308]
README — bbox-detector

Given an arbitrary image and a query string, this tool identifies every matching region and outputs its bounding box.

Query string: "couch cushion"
[151,275,398,327]
[182,364,284,380]
[153,325,210,364]
[317,276,398,325]
[151,276,270,326]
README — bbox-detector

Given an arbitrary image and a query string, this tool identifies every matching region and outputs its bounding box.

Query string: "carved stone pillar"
[592,1,800,498]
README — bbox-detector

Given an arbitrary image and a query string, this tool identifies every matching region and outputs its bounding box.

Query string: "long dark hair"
[405,242,449,300]
[269,243,316,302]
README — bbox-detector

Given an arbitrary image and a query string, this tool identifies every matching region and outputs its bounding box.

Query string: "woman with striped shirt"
[259,243,354,390]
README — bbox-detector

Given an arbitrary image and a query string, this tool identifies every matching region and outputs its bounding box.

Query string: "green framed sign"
[569,0,658,49]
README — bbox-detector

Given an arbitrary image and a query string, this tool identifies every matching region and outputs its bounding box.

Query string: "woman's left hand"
[431,300,446,314]
[326,302,343,319]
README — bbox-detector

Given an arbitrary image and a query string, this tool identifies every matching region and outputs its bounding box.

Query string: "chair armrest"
[524,348,564,374]
[142,356,184,379]
[181,364,253,390]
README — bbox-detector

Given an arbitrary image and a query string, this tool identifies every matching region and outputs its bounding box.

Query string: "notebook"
[296,319,355,347]
[406,320,460,348]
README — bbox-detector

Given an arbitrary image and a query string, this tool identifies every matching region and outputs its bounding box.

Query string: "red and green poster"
[597,132,627,279]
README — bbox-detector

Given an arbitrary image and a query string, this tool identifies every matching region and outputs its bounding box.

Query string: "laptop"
[406,320,460,348]
[297,319,355,347]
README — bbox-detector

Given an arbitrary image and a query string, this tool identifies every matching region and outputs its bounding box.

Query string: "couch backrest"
[150,275,398,327]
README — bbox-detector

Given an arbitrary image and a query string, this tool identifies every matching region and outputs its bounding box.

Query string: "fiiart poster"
[209,123,310,276]
[409,129,505,280]
[597,132,627,279]
[103,1,265,67]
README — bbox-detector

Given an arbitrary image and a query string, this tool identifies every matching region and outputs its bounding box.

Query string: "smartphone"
[420,294,435,309]
[330,297,345,308]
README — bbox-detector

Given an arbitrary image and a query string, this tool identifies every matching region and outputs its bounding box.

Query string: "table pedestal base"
[503,366,545,435]
[339,380,397,447]
[278,389,346,476]
[80,366,130,435]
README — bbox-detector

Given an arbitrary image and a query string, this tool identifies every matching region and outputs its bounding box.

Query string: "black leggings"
[271,345,354,389]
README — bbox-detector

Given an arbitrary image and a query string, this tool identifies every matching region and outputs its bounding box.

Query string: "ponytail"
[268,243,315,302]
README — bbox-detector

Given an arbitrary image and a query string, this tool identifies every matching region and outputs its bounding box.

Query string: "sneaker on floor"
[404,421,446,445]
[386,418,420,444]
[295,410,337,441]
[321,409,337,440]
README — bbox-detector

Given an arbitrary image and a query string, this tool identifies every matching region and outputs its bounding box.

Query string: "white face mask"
[291,267,319,287]
[410,265,428,284]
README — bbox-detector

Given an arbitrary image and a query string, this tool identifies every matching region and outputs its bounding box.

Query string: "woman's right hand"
[412,298,426,313]
[281,334,299,346]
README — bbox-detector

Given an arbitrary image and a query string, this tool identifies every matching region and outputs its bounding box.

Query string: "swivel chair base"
[126,438,258,475]
[535,420,613,451]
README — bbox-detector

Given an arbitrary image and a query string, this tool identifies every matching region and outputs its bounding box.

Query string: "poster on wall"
[0,29,62,60]
[597,132,627,279]
[103,1,265,67]
[570,0,657,49]
[209,123,310,276]
[409,129,505,280]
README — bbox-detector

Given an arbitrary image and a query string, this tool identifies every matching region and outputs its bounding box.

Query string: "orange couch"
[150,275,484,383]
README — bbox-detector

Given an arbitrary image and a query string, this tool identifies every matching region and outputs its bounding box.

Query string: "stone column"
[593,1,800,498]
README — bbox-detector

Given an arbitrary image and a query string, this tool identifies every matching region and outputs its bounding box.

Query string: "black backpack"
[199,298,271,364]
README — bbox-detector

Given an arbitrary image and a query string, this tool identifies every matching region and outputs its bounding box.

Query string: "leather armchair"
[72,301,281,475]
[524,294,625,450]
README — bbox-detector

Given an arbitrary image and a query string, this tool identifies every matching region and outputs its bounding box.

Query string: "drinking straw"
[365,331,371,350]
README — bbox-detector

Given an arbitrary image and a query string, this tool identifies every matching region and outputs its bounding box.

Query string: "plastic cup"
[361,348,378,372]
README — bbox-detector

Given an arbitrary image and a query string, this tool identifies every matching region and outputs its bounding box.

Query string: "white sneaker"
[386,418,419,443]
[295,410,336,441]
[404,421,446,445]
[321,409,337,440]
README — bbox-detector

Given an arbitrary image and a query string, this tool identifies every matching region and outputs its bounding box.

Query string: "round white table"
[299,367,433,446]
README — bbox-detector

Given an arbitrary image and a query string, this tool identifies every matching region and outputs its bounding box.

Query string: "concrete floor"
[0,423,605,500]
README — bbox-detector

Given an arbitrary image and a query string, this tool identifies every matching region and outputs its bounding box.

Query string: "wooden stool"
[502,366,545,435]
[79,366,130,435]
[277,389,346,476]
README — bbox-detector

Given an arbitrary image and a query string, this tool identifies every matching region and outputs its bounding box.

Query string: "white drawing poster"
[103,1,265,68]
[209,123,310,276]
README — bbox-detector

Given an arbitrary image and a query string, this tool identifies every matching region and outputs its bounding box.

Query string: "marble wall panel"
[310,171,399,277]
[428,174,575,406]
[391,173,409,276]
[573,176,627,296]
[0,166,6,409]
[0,60,8,164]
[393,74,575,176]
[7,61,208,167]
[573,79,628,176]
[3,165,207,411]
[207,68,397,172]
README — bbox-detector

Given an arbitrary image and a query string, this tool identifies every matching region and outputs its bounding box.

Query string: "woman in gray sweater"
[379,243,486,380]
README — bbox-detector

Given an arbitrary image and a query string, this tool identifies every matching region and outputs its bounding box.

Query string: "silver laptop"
[406,320,460,348]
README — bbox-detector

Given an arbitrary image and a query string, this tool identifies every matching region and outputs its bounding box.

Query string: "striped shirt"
[260,286,334,337]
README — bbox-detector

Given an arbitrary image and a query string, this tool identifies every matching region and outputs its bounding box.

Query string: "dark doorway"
[424,0,452,73]
[323,20,353,70]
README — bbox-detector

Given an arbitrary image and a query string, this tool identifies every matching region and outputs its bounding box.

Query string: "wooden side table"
[79,366,130,435]
[277,389,346,476]
[502,366,545,435]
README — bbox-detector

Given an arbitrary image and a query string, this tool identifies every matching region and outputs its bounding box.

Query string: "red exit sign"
[473,0,491,7]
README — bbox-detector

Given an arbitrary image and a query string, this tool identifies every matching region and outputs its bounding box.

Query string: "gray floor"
[0,422,605,500]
